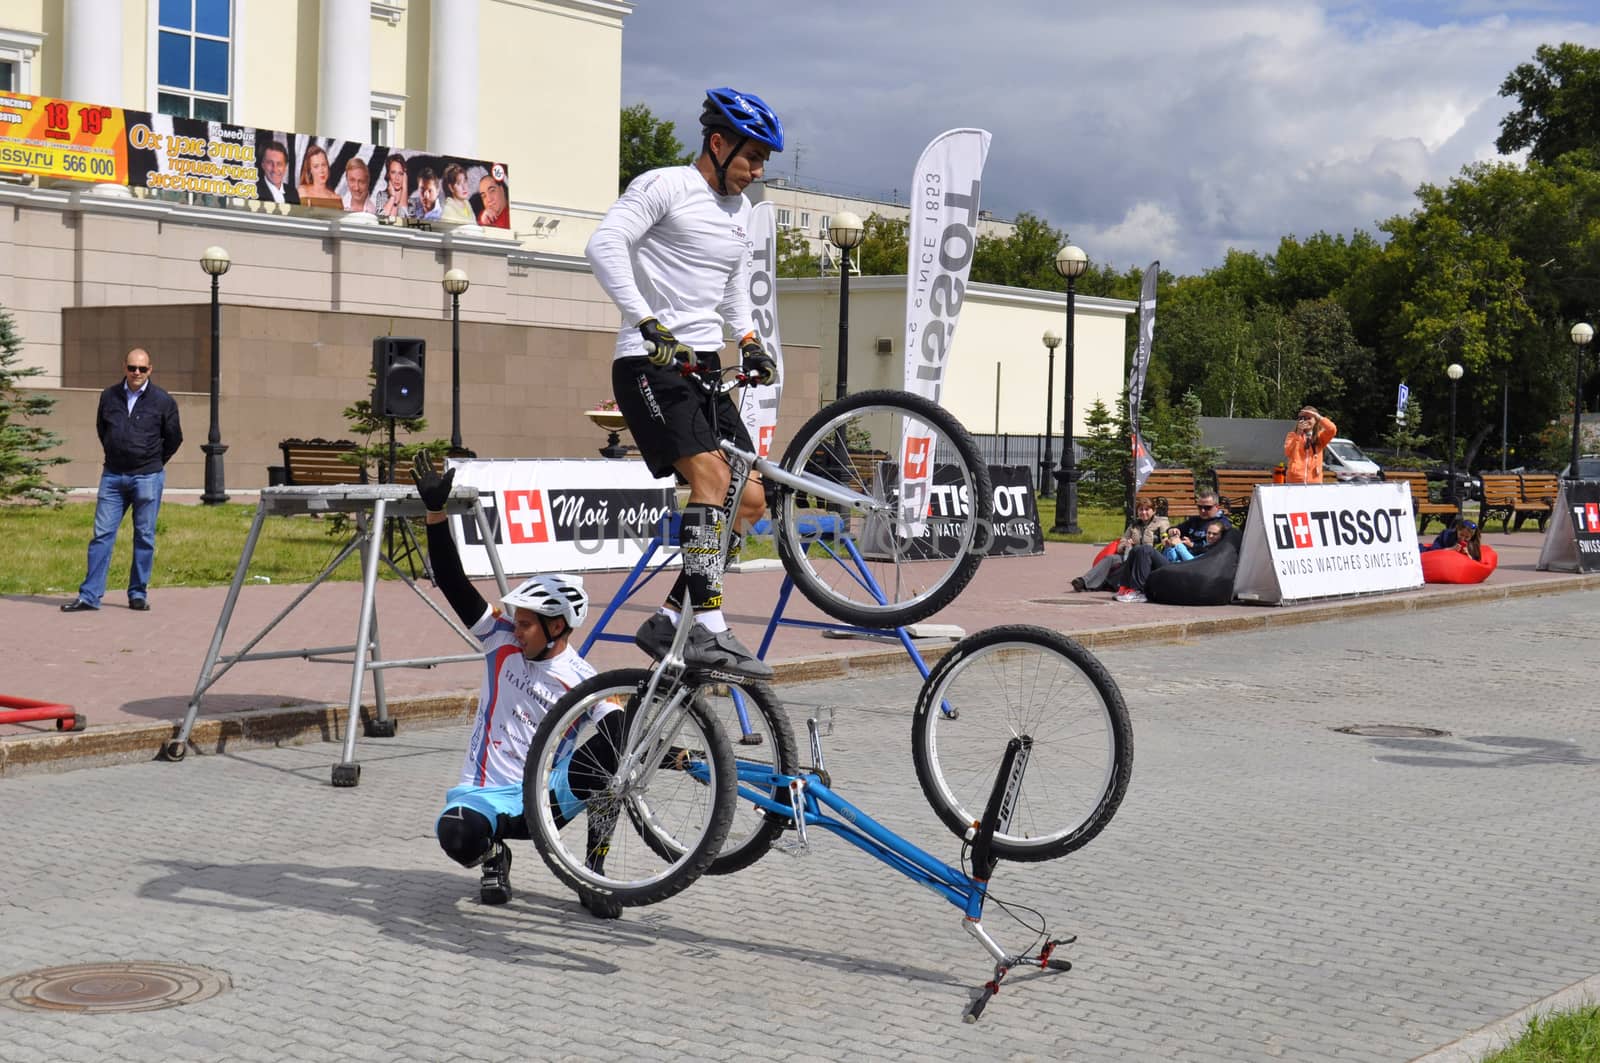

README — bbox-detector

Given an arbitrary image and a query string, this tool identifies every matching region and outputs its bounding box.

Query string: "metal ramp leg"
[333,502,386,788]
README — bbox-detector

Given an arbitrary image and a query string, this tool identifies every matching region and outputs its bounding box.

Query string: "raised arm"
[415,454,490,628]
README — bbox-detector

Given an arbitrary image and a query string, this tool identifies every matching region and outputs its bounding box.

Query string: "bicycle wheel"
[523,669,736,907]
[772,389,991,629]
[630,679,799,876]
[912,625,1132,862]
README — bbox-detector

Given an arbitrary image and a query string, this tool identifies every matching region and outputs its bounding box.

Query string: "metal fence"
[967,434,1085,492]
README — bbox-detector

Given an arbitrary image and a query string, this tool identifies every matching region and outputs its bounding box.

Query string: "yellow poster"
[0,91,128,183]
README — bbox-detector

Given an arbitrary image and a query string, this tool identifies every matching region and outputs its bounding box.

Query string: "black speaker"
[373,337,425,418]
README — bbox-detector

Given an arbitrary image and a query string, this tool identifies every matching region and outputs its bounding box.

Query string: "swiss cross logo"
[503,490,550,544]
[1586,502,1600,532]
[903,436,932,480]
[1290,512,1313,548]
[757,424,775,458]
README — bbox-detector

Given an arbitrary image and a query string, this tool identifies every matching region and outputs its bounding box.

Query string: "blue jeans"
[78,470,165,607]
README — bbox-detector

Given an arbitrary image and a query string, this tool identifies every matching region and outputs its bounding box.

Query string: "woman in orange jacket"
[1284,406,1337,484]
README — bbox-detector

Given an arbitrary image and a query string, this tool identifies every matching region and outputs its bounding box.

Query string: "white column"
[64,0,123,105]
[317,0,371,142]
[428,0,479,157]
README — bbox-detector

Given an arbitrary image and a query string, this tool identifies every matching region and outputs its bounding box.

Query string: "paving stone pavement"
[3,592,1598,1062]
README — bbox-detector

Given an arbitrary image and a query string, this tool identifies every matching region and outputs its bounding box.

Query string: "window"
[819,213,831,235]
[776,207,791,227]
[371,92,405,146]
[157,0,232,121]
[799,211,810,230]
[0,28,43,94]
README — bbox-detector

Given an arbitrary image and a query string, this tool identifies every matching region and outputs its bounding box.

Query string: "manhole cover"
[1333,725,1451,738]
[0,962,230,1014]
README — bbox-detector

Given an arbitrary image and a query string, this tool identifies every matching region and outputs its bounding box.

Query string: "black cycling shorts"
[611,353,755,479]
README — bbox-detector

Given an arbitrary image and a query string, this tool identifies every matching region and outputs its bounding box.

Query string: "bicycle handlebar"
[642,341,751,397]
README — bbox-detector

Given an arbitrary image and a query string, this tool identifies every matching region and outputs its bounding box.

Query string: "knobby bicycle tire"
[911,625,1133,862]
[523,668,737,907]
[772,389,991,629]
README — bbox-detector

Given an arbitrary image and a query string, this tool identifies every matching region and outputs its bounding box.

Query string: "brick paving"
[3,590,1599,1060]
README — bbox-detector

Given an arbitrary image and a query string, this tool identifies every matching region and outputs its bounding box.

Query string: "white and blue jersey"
[457,609,596,789]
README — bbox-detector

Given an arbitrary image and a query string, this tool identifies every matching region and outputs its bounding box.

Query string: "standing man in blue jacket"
[61,348,183,613]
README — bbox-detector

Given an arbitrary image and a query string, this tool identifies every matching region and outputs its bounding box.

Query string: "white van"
[1323,438,1382,481]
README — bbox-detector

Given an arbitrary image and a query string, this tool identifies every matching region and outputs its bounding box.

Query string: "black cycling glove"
[739,333,777,386]
[413,451,455,512]
[638,317,689,367]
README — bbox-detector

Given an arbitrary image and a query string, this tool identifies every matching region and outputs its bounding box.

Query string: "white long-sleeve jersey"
[585,165,754,360]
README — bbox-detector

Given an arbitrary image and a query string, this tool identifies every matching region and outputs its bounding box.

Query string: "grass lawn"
[0,496,1131,598]
[1480,1004,1600,1062]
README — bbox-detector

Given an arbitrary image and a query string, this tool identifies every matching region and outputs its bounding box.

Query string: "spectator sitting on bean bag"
[1419,516,1481,561]
[1115,520,1228,603]
[1161,526,1194,562]
[1071,497,1167,592]
[1146,522,1242,606]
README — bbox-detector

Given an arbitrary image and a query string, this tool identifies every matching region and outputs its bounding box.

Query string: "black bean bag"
[1145,534,1240,606]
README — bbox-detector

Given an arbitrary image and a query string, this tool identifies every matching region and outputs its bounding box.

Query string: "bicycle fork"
[961,736,1075,1023]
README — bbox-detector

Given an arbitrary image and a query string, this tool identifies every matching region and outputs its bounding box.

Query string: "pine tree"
[0,306,66,504]
[1079,398,1130,509]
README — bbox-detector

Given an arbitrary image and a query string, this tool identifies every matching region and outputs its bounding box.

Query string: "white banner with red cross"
[445,458,677,577]
[1232,481,1422,604]
[738,200,784,459]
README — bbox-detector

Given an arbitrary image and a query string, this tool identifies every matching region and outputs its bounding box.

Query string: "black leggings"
[436,714,625,867]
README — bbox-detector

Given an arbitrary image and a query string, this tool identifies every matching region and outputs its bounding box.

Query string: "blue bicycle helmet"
[701,87,785,152]
[700,87,783,194]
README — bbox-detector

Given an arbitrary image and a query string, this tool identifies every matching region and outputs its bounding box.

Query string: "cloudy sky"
[620,1,1600,276]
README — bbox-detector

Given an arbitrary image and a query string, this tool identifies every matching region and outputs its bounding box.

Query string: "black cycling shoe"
[682,625,773,679]
[633,612,676,659]
[479,843,512,905]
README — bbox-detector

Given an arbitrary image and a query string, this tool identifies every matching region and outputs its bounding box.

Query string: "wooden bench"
[1382,470,1456,533]
[1135,468,1199,519]
[1478,473,1520,533]
[1213,468,1278,526]
[1515,473,1559,531]
[279,438,367,486]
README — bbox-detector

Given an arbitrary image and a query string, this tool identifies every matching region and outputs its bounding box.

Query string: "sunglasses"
[126,365,151,373]
[1196,502,1219,510]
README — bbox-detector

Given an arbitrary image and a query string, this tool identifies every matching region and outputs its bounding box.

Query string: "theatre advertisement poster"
[1,90,509,229]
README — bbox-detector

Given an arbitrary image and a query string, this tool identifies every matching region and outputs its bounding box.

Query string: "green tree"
[619,103,693,192]
[853,213,909,275]
[1078,397,1129,509]
[0,306,66,505]
[775,225,818,278]
[970,212,1067,289]
[1145,390,1222,477]
[1496,43,1600,167]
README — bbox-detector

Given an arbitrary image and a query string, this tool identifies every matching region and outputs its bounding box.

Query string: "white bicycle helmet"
[501,573,589,629]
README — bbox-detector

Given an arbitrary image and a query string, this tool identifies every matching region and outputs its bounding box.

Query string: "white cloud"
[622,2,1600,274]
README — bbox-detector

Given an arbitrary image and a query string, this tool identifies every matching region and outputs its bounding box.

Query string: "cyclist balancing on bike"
[585,86,784,681]
[416,455,624,919]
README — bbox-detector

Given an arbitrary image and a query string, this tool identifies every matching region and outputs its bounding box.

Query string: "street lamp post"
[1570,322,1594,479]
[1446,363,1463,510]
[1051,244,1088,535]
[199,246,231,505]
[442,268,471,454]
[827,211,865,402]
[1040,330,1060,498]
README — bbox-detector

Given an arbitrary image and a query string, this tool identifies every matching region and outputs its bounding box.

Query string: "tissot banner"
[738,201,784,459]
[863,463,1042,560]
[446,459,677,576]
[1232,481,1422,604]
[1129,261,1160,494]
[900,128,992,532]
[1535,479,1600,573]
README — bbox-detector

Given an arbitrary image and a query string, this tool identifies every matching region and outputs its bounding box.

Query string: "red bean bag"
[1420,543,1497,584]
[1093,540,1119,564]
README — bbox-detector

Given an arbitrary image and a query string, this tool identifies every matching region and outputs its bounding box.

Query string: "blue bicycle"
[522,624,1133,1020]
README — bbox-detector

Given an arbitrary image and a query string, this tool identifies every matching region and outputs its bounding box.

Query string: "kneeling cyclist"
[417,455,622,919]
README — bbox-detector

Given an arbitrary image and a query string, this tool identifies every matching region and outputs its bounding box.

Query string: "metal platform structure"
[167,484,508,787]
